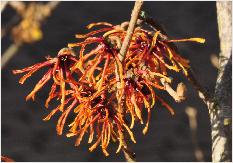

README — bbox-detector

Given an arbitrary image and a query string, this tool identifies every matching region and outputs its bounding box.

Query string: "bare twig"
[118,1,143,62]
[185,107,205,161]
[114,0,143,161]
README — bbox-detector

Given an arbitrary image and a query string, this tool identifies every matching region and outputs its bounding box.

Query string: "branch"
[114,0,143,162]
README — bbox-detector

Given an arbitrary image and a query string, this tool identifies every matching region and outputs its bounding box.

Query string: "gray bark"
[210,2,232,162]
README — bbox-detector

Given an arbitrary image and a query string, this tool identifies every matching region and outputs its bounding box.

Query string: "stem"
[114,0,143,161]
[118,0,143,62]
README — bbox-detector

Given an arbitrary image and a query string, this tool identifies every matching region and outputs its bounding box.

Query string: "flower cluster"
[13,21,205,156]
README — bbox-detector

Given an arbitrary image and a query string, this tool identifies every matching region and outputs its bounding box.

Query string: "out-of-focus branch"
[209,2,232,162]
[210,54,219,69]
[185,107,204,162]
[114,0,143,162]
[1,2,60,69]
[1,43,21,68]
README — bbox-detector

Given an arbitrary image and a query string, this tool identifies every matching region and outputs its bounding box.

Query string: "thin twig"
[114,0,143,162]
[118,0,143,62]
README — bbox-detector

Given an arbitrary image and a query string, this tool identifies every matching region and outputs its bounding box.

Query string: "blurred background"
[1,1,219,161]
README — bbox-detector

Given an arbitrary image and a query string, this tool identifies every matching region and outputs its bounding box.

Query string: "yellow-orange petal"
[123,123,136,143]
[87,22,113,29]
[166,38,205,43]
[89,136,101,152]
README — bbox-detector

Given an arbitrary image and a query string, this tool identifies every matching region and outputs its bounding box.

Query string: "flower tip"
[12,70,17,74]
[66,133,76,137]
[75,34,85,39]
[25,95,33,101]
[42,117,49,121]
[102,150,110,156]
[194,38,205,43]
[19,80,25,85]
[171,112,175,116]
[75,143,79,147]
[56,128,63,136]
[67,43,75,48]
[142,127,148,135]
[45,103,49,109]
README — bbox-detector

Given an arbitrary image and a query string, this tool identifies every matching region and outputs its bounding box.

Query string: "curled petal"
[45,83,57,108]
[142,107,151,135]
[75,113,100,146]
[87,22,113,29]
[75,28,112,39]
[56,99,78,135]
[12,59,55,74]
[43,106,60,121]
[68,37,103,48]
[89,135,101,152]
[26,69,52,101]
[156,95,175,115]
[131,92,143,124]
[123,123,136,143]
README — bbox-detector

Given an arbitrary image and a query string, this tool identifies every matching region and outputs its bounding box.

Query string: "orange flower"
[13,21,205,156]
[13,48,79,111]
